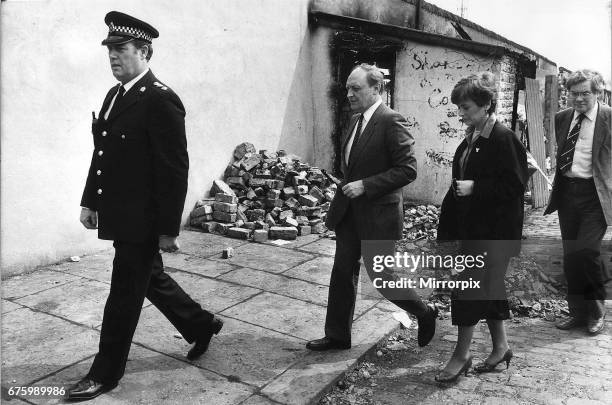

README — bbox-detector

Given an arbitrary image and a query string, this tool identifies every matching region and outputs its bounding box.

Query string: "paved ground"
[2,207,611,404]
[1,231,401,404]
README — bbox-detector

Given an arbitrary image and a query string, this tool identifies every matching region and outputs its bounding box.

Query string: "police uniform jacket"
[81,70,188,242]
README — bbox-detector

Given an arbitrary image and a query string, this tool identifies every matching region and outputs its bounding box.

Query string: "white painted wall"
[1,0,315,275]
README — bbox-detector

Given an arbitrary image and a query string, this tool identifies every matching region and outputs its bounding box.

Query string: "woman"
[436,72,528,382]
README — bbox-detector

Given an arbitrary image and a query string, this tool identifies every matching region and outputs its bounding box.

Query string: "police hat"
[102,11,159,46]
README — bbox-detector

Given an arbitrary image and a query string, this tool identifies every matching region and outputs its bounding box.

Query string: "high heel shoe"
[474,349,513,373]
[435,356,473,383]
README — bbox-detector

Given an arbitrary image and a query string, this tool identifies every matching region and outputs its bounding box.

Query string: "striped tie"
[559,113,586,173]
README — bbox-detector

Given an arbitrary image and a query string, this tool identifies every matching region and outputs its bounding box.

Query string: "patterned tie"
[348,114,364,164]
[559,113,586,173]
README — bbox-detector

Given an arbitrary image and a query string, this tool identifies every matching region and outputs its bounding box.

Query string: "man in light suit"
[544,69,611,335]
[68,11,222,400]
[306,64,437,351]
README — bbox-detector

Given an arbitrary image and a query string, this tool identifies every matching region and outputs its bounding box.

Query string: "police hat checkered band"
[108,22,153,42]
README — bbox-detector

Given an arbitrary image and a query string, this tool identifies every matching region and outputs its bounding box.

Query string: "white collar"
[573,101,598,122]
[362,98,382,122]
[120,68,150,93]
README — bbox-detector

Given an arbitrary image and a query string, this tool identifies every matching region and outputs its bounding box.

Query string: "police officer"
[68,11,222,400]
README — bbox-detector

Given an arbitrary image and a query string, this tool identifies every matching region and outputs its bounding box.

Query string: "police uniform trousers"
[87,237,213,384]
[557,176,610,320]
[325,205,429,345]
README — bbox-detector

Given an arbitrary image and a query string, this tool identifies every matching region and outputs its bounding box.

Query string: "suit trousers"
[325,205,428,344]
[557,177,610,319]
[87,238,214,384]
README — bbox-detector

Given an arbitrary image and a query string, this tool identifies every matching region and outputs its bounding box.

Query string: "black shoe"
[66,377,117,401]
[435,356,473,383]
[555,316,586,330]
[587,316,606,335]
[417,305,438,347]
[187,317,224,360]
[306,337,351,351]
[474,349,513,373]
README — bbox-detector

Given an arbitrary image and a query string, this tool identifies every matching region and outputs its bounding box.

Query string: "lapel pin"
[475,148,480,152]
[140,86,146,92]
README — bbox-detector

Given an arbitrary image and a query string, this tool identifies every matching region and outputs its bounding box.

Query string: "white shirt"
[345,98,382,165]
[566,102,598,178]
[103,68,150,120]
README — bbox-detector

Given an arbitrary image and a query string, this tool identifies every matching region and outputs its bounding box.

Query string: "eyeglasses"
[569,91,593,98]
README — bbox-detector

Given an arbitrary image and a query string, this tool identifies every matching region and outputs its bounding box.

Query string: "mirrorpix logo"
[369,251,486,291]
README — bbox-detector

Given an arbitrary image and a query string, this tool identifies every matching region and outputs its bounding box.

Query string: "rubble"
[189,143,337,243]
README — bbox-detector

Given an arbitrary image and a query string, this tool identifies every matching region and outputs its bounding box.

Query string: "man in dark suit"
[68,11,222,400]
[544,69,611,335]
[306,64,437,351]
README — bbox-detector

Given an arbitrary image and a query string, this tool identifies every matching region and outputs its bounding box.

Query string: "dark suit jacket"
[81,70,188,242]
[437,120,528,257]
[544,102,612,225]
[325,103,417,240]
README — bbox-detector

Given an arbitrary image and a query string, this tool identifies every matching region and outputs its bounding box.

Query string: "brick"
[191,204,213,217]
[253,229,269,243]
[267,189,281,199]
[245,209,266,221]
[212,211,237,223]
[270,207,281,218]
[269,226,298,240]
[216,223,233,235]
[298,225,311,236]
[234,219,245,228]
[221,247,234,258]
[190,214,212,226]
[265,214,276,227]
[233,142,256,160]
[254,221,269,231]
[283,217,299,227]
[296,185,309,195]
[265,198,283,209]
[266,179,284,190]
[242,222,257,230]
[240,154,262,171]
[211,179,235,196]
[201,221,218,233]
[227,227,251,239]
[308,186,325,202]
[300,207,322,217]
[226,176,246,189]
[254,169,272,178]
[284,197,299,209]
[249,178,267,188]
[296,215,310,226]
[309,218,323,226]
[298,194,318,207]
[283,187,296,198]
[311,223,327,234]
[236,209,248,222]
[279,210,294,221]
[241,171,253,184]
[213,202,238,213]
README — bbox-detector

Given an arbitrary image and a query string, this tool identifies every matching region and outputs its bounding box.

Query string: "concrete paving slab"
[2,299,23,314]
[2,269,82,300]
[162,252,238,278]
[161,272,261,314]
[218,268,329,306]
[241,394,280,404]
[177,231,248,257]
[1,308,99,385]
[260,346,374,405]
[189,317,307,387]
[295,238,336,256]
[271,233,321,248]
[210,243,315,273]
[352,305,399,346]
[131,305,194,357]
[15,278,109,327]
[220,292,326,341]
[49,250,115,284]
[29,345,254,405]
[281,256,334,285]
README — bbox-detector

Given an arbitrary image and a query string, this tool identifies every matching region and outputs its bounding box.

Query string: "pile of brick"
[402,205,439,241]
[189,143,338,242]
